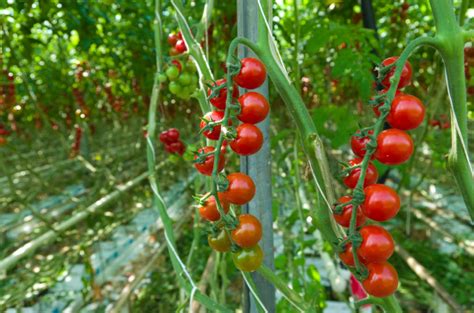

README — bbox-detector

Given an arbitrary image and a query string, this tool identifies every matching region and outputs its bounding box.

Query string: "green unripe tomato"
[185,61,196,73]
[178,73,192,85]
[232,245,264,272]
[158,74,167,83]
[184,86,196,96]
[190,75,198,86]
[166,66,180,81]
[169,81,182,94]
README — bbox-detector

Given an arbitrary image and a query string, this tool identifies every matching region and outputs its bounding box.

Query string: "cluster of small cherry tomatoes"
[159,128,186,155]
[193,57,268,272]
[336,56,425,298]
[0,123,11,146]
[167,31,187,55]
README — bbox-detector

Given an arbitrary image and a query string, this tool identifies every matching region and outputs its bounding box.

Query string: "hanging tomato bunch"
[159,128,186,155]
[193,57,268,272]
[168,31,187,55]
[335,56,425,298]
[159,59,198,100]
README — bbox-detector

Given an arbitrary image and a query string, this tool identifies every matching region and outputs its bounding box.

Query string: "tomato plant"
[357,225,395,264]
[374,129,414,165]
[223,172,256,205]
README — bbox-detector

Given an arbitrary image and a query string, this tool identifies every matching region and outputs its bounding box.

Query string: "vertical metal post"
[237,1,275,312]
[361,0,379,39]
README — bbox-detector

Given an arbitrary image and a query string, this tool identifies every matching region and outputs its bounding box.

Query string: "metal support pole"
[237,1,275,312]
[361,0,379,39]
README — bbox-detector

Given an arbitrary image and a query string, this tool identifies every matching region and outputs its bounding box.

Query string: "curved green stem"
[429,0,474,220]
[257,265,312,312]
[145,1,231,312]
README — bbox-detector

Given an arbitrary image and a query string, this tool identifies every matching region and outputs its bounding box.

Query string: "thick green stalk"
[257,265,310,312]
[145,1,231,311]
[429,0,474,219]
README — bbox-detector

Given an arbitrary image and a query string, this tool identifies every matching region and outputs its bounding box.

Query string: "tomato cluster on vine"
[168,31,187,55]
[193,57,268,272]
[159,59,198,100]
[335,56,426,298]
[159,128,186,155]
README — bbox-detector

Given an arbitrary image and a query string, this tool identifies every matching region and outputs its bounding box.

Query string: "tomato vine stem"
[429,0,474,220]
[144,1,232,311]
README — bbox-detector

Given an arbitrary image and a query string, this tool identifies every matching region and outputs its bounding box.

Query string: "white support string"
[445,69,473,174]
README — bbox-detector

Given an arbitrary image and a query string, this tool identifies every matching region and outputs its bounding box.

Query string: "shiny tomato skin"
[194,146,225,176]
[230,124,263,156]
[357,225,394,263]
[234,58,267,89]
[168,33,179,46]
[362,262,399,297]
[351,130,374,159]
[199,193,230,222]
[175,39,187,53]
[381,56,412,89]
[208,79,239,110]
[237,92,270,124]
[374,129,414,165]
[333,196,366,228]
[343,158,379,189]
[232,245,264,272]
[223,172,256,205]
[208,229,231,252]
[165,141,185,155]
[387,94,425,130]
[200,111,231,140]
[159,128,180,144]
[231,214,262,248]
[362,184,400,222]
[339,242,355,267]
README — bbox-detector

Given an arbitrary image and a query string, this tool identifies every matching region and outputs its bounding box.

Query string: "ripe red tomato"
[343,158,379,189]
[362,184,400,222]
[194,146,226,176]
[374,129,414,165]
[231,214,262,248]
[159,128,180,144]
[232,245,264,272]
[230,123,263,156]
[208,229,231,252]
[333,196,366,228]
[165,141,185,155]
[199,193,229,221]
[381,56,412,89]
[223,172,256,205]
[237,92,270,124]
[351,130,374,159]
[387,94,425,130]
[175,39,187,53]
[0,136,6,146]
[234,58,267,90]
[168,33,179,46]
[362,262,399,297]
[200,111,231,140]
[208,79,239,110]
[357,225,394,263]
[339,242,354,267]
